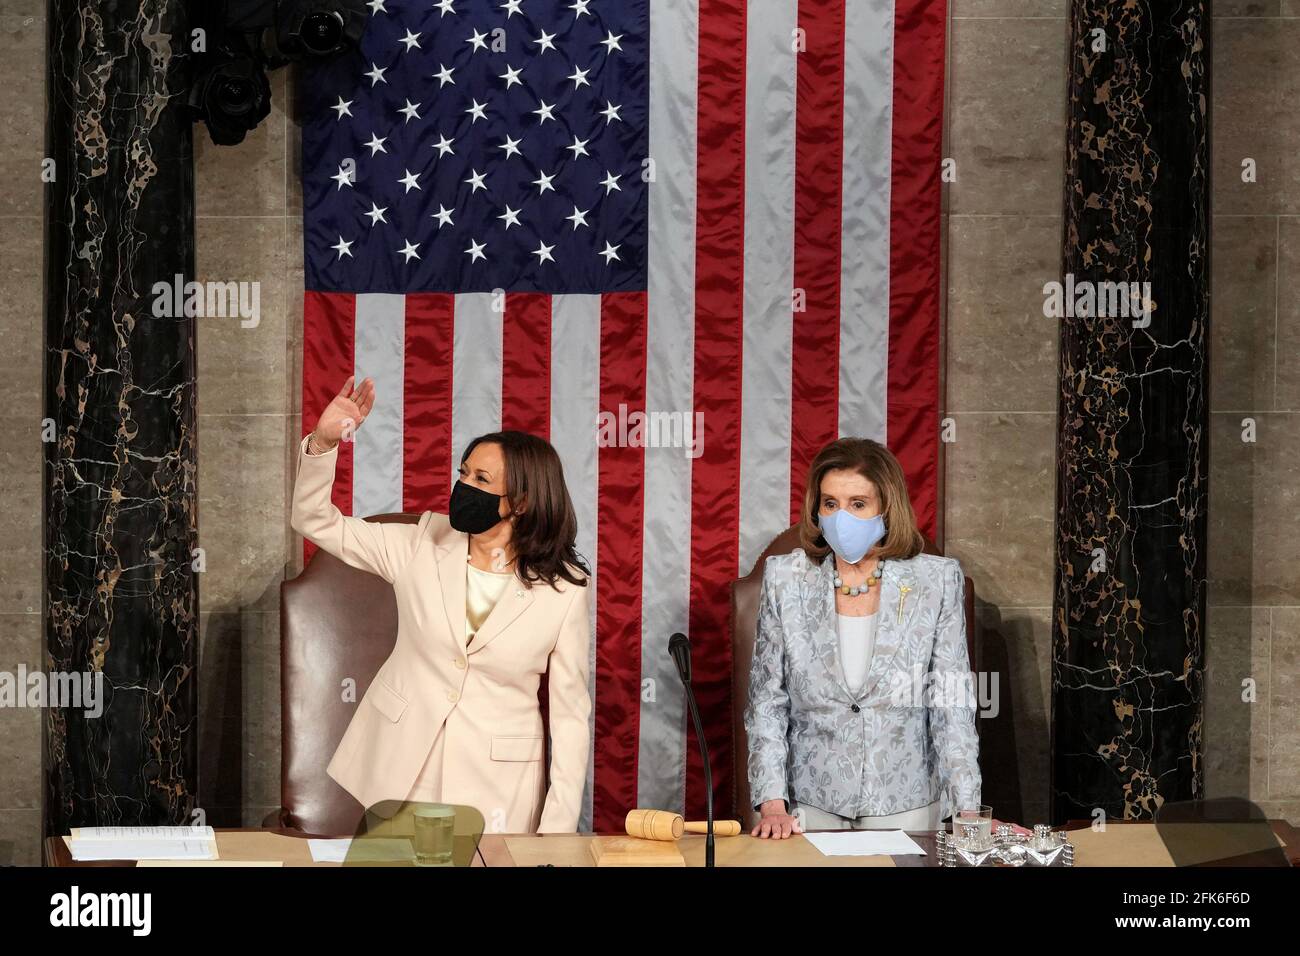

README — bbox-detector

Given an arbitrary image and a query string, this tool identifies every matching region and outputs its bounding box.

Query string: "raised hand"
[311,375,375,450]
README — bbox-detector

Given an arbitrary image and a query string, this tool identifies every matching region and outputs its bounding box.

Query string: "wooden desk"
[43,820,1298,868]
[43,828,914,868]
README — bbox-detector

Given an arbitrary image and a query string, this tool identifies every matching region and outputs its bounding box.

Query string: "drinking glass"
[952,804,993,849]
[412,804,456,866]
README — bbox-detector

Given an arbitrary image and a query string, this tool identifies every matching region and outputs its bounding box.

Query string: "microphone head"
[668,632,692,683]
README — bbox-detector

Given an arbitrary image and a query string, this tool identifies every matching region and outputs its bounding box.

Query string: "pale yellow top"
[466,561,512,643]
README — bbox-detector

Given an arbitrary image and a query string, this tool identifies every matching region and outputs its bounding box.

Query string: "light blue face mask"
[818,509,887,564]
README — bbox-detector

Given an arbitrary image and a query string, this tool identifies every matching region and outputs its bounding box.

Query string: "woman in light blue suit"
[746,438,981,839]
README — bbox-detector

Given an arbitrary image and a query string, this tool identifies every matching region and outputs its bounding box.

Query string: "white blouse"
[836,610,878,696]
[465,562,512,643]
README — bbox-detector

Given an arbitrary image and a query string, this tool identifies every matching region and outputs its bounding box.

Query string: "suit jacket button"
[851,704,860,713]
[454,657,466,669]
[447,690,459,703]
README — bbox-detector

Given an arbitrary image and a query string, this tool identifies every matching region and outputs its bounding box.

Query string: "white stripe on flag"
[353,292,406,517]
[838,0,895,442]
[637,0,699,815]
[451,293,503,476]
[549,293,601,832]
[739,0,798,574]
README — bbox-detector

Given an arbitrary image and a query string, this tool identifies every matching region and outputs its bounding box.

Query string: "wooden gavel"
[625,808,742,841]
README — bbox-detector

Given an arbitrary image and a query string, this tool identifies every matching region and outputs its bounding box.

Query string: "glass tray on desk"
[937,823,1075,867]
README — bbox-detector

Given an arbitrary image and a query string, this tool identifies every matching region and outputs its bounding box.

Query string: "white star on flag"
[567,205,590,230]
[499,135,523,159]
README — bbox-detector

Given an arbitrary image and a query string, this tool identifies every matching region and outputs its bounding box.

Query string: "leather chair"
[273,513,420,836]
[729,527,979,829]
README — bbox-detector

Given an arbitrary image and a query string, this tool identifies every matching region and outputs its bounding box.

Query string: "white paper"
[70,839,217,862]
[803,830,927,857]
[74,825,215,842]
[342,838,418,863]
[136,860,283,867]
[308,838,354,863]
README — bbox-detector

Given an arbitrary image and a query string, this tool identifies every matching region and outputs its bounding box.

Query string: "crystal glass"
[412,804,456,866]
[952,804,993,849]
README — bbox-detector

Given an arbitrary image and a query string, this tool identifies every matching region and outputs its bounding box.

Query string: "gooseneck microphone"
[669,632,715,868]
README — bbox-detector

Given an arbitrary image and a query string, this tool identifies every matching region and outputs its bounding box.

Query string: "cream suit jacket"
[289,435,592,833]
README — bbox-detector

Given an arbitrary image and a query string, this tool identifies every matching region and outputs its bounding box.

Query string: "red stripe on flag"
[403,294,454,512]
[502,293,552,437]
[686,0,746,821]
[501,293,554,757]
[789,0,847,520]
[302,292,356,564]
[592,292,647,833]
[887,0,945,541]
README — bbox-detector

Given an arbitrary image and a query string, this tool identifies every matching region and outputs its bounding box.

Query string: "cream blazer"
[289,435,592,833]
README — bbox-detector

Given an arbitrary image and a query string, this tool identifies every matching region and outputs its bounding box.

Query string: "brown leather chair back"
[277,513,420,836]
[729,528,979,827]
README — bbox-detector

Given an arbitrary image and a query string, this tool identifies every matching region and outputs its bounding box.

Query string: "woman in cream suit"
[291,375,592,833]
[746,437,981,838]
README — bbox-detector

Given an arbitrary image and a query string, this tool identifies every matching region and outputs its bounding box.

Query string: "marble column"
[43,0,198,832]
[1052,2,1209,822]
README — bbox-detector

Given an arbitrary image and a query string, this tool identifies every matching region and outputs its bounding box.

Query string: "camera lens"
[301,11,344,54]
[214,76,255,116]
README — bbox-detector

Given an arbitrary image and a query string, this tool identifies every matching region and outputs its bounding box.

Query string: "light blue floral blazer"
[745,548,981,819]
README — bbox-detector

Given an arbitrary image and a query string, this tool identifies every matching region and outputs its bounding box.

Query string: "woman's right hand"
[751,799,802,840]
[311,375,375,450]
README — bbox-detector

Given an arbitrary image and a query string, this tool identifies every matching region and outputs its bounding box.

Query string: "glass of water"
[412,804,456,866]
[952,804,993,849]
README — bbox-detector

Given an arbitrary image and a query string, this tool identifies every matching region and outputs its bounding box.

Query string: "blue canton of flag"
[302,0,650,294]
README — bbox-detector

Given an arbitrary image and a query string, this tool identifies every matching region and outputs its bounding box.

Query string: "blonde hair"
[797,437,925,562]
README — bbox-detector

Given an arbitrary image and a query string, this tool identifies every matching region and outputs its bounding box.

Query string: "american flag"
[300,0,945,833]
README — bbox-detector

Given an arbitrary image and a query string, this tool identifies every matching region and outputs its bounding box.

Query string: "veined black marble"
[1052,1,1209,823]
[43,0,198,833]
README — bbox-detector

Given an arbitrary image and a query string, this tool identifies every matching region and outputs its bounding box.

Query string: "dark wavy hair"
[460,430,590,589]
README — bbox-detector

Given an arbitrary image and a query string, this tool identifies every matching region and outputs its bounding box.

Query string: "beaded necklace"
[833,556,884,597]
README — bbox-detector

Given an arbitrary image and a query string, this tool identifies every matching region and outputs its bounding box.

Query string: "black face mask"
[448,480,505,534]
